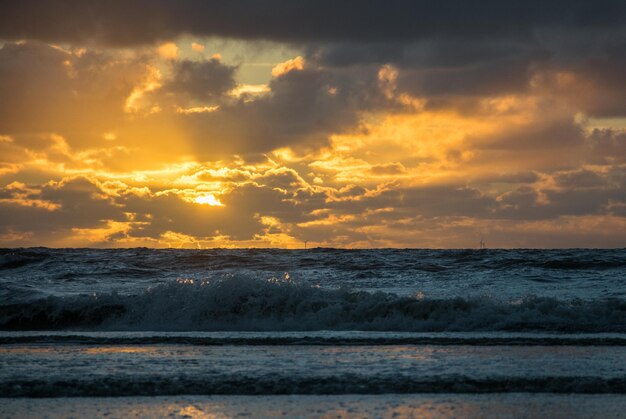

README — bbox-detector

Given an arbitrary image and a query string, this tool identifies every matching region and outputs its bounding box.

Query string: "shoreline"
[2,394,626,418]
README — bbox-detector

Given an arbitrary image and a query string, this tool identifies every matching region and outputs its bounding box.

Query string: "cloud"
[554,169,606,189]
[1,1,625,45]
[587,129,626,164]
[1,4,626,248]
[159,58,237,102]
[164,63,397,157]
[157,42,179,59]
[0,42,401,165]
[0,176,126,244]
[0,42,147,136]
[3,158,626,248]
[3,2,625,107]
[3,2,626,117]
[271,56,305,77]
[369,162,406,176]
[191,42,204,52]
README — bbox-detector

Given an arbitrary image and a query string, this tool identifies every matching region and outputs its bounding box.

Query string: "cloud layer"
[2,1,626,45]
[1,2,626,248]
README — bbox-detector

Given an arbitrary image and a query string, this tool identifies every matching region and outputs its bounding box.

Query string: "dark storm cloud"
[3,1,626,114]
[554,170,606,189]
[526,40,626,118]
[583,129,626,165]
[575,42,626,117]
[311,35,626,106]
[170,65,394,156]
[311,39,533,69]
[494,166,626,221]
[395,56,533,97]
[1,1,625,45]
[163,59,237,102]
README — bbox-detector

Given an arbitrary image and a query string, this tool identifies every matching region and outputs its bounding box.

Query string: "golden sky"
[1,1,626,248]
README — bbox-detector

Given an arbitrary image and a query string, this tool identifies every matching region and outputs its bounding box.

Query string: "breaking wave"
[2,275,624,332]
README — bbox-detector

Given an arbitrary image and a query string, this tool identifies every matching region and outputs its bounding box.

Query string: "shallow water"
[3,394,626,419]
[1,338,625,396]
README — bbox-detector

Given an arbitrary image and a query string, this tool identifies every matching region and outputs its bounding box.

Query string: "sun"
[194,194,224,206]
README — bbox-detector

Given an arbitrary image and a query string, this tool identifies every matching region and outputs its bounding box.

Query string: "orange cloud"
[1,39,626,248]
[271,56,305,77]
[191,42,205,52]
[157,42,179,60]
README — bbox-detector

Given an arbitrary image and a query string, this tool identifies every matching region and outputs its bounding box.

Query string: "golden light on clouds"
[1,26,626,249]
[191,42,205,52]
[71,221,133,244]
[176,105,220,114]
[103,132,117,141]
[194,194,224,206]
[321,108,498,185]
[124,65,163,114]
[230,84,271,97]
[157,42,179,60]
[271,56,305,77]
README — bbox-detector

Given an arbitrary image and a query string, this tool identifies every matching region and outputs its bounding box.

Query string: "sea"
[1,248,625,418]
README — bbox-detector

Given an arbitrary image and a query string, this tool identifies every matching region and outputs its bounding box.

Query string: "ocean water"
[1,248,625,417]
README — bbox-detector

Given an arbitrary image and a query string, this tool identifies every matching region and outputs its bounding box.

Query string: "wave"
[0,249,51,270]
[3,248,626,273]
[1,275,624,332]
[2,376,625,397]
[3,334,626,346]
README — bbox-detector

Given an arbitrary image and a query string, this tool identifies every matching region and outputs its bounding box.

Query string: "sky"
[1,0,626,248]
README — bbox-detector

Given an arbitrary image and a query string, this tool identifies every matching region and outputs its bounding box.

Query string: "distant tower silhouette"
[479,238,486,249]
[304,240,308,249]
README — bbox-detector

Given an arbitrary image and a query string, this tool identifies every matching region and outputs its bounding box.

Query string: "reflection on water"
[84,346,157,354]
[321,345,431,361]
[177,404,221,419]
[1,394,625,418]
[2,342,625,397]
[0,345,54,354]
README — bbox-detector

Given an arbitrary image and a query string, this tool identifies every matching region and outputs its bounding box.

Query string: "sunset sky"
[1,1,626,248]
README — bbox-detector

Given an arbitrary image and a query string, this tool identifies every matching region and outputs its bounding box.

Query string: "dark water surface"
[1,248,625,331]
[0,248,625,401]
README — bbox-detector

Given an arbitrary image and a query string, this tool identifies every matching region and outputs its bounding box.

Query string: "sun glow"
[194,194,224,206]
